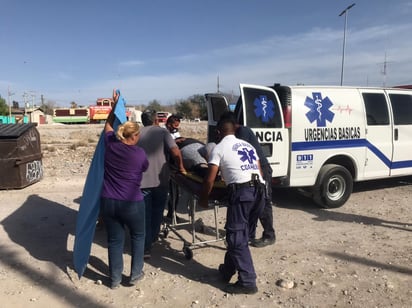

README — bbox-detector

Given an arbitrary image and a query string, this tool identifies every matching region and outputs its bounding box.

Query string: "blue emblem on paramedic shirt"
[254,95,275,123]
[238,147,257,164]
[305,92,335,127]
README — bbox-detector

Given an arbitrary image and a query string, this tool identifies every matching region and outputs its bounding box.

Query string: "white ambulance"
[206,83,412,208]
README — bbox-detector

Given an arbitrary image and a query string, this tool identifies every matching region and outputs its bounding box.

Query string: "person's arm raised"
[104,89,119,133]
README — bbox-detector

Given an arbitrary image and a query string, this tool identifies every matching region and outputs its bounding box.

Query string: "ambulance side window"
[242,88,282,128]
[362,93,389,126]
[389,94,412,125]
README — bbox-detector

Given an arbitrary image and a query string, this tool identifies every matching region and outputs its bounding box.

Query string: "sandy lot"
[0,123,411,308]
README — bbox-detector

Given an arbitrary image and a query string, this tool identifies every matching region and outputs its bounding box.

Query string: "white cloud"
[57,72,72,80]
[119,60,145,67]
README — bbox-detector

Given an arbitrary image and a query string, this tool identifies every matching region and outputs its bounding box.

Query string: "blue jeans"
[100,198,145,285]
[142,187,168,252]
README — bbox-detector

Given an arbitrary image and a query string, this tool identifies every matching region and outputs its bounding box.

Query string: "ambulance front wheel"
[313,164,353,209]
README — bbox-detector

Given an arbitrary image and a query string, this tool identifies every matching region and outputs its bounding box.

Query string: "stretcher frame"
[162,172,227,259]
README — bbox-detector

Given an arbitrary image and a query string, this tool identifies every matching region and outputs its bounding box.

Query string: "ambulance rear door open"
[239,84,289,178]
[205,93,230,143]
[206,85,289,179]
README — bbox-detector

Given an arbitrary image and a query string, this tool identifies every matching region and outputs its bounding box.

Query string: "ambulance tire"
[313,164,353,208]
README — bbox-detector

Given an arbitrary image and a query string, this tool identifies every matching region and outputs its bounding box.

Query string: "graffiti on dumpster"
[26,160,43,183]
[20,130,38,151]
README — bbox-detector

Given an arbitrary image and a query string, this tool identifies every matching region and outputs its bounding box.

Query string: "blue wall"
[0,115,29,124]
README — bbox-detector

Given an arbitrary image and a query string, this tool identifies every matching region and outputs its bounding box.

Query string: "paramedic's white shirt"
[208,135,264,185]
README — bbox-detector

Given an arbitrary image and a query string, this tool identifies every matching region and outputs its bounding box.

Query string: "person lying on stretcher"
[165,114,215,178]
[165,120,217,218]
[176,138,215,178]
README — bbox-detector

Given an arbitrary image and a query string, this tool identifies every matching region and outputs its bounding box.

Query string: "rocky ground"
[0,123,411,308]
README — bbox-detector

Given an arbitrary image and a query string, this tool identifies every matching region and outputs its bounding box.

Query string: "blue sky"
[1,0,412,107]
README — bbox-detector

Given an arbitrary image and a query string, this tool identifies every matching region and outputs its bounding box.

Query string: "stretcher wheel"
[183,246,193,260]
[162,228,169,238]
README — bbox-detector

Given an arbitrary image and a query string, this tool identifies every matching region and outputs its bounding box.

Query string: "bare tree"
[40,100,57,115]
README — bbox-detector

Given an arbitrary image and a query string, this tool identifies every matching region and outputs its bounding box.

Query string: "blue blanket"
[73,91,127,278]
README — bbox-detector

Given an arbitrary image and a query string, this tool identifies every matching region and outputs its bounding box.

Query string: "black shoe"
[129,271,145,286]
[218,264,232,283]
[250,237,275,248]
[144,250,151,260]
[224,281,258,294]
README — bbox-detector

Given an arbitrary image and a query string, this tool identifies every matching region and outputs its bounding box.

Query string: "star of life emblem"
[304,92,335,127]
[238,147,257,164]
[254,95,275,123]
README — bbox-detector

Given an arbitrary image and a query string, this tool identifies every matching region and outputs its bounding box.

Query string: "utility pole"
[29,92,36,123]
[380,53,393,87]
[339,3,356,86]
[23,92,28,117]
[217,75,220,93]
[7,86,14,123]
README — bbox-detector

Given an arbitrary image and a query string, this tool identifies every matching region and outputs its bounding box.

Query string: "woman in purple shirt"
[100,91,149,289]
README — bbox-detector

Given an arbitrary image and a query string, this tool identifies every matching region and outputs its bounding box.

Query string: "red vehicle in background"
[89,98,114,123]
[157,112,170,124]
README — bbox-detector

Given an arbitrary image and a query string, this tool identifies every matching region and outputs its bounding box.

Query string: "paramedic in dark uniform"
[199,117,265,294]
[219,111,276,247]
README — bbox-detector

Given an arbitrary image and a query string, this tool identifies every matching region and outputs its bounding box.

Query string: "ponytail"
[116,121,140,141]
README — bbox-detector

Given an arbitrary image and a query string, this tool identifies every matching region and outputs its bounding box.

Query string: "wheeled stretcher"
[163,172,227,259]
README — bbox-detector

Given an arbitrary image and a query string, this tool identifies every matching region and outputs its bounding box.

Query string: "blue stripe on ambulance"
[291,139,412,169]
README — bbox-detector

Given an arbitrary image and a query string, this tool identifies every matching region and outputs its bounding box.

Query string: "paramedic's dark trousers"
[259,163,276,240]
[223,185,264,287]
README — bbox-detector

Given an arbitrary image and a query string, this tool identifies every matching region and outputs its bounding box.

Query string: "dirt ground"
[0,123,411,308]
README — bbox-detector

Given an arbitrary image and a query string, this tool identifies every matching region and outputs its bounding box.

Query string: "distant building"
[26,107,46,124]
[1,106,45,124]
[127,108,142,124]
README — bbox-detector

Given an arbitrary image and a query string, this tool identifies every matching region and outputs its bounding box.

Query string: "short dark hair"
[218,111,237,124]
[166,114,182,125]
[216,116,236,135]
[141,110,157,126]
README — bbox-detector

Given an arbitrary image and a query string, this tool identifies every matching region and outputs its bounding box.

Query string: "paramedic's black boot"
[224,281,258,294]
[144,250,151,260]
[218,264,232,283]
[250,237,275,248]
